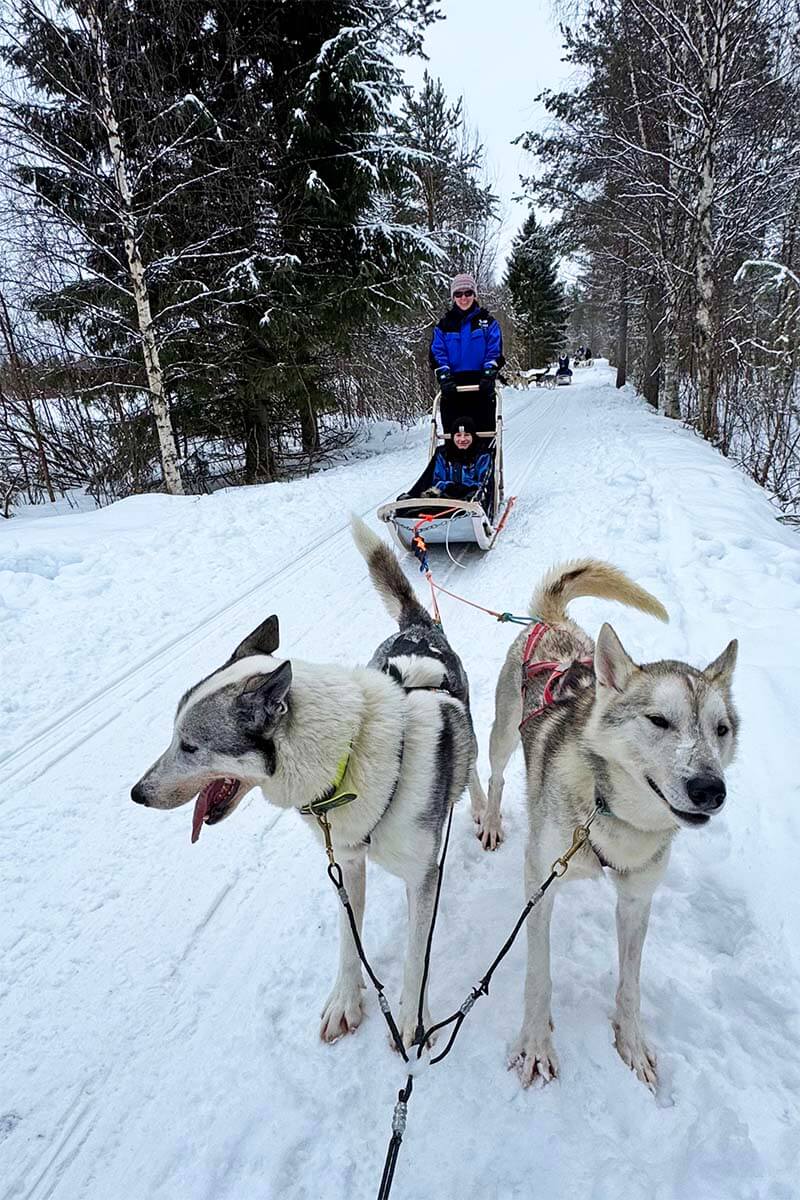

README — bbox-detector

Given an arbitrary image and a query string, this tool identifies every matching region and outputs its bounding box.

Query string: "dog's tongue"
[191,791,210,844]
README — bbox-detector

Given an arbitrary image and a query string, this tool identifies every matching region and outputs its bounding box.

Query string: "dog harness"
[519,621,593,731]
[299,750,357,818]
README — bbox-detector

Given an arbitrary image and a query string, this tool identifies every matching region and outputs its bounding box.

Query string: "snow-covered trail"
[2,364,799,1200]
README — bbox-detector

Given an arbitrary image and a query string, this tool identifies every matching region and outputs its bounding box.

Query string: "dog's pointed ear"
[704,639,738,689]
[231,615,280,661]
[594,623,637,693]
[236,659,292,733]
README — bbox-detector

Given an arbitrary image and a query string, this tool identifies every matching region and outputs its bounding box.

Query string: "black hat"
[446,415,478,463]
[449,415,476,438]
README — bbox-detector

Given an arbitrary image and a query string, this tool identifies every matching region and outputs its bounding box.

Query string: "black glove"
[483,363,498,380]
[435,366,452,385]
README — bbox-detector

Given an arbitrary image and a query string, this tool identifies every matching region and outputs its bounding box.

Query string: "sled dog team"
[132,516,739,1091]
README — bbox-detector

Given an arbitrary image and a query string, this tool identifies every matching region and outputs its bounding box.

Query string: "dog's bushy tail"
[351,515,433,629]
[530,559,669,625]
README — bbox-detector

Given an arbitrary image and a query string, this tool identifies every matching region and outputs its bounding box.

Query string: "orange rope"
[411,506,464,534]
[426,572,443,624]
[426,574,504,620]
[406,499,524,625]
[491,495,517,543]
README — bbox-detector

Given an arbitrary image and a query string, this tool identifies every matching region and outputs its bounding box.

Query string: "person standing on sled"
[421,416,491,500]
[429,273,504,398]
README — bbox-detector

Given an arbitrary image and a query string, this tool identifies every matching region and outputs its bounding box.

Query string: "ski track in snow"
[1,364,799,1200]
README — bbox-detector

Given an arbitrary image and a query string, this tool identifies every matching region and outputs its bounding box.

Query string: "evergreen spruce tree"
[504,211,568,368]
[394,69,496,280]
[233,2,440,474]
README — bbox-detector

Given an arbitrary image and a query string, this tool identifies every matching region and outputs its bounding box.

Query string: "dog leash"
[302,751,410,1060]
[373,797,605,1199]
[305,750,608,1198]
[418,797,605,1065]
[377,797,457,1200]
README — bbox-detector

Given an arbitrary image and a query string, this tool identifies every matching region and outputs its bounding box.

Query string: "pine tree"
[504,211,568,368]
[395,70,497,283]
[229,2,441,475]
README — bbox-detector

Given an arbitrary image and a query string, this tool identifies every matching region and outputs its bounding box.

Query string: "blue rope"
[496,612,537,625]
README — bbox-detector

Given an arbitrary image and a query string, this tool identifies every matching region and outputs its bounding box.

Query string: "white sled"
[377,382,513,554]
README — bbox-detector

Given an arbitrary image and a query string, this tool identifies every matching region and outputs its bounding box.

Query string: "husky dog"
[131,515,484,1047]
[483,560,738,1089]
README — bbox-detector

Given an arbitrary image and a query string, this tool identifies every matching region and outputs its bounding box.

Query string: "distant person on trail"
[420,416,491,501]
[429,273,504,398]
[556,354,573,380]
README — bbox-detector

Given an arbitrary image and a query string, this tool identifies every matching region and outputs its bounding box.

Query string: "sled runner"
[377,380,511,553]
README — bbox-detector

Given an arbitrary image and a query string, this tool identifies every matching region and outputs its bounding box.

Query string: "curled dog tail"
[530,559,669,626]
[351,514,433,630]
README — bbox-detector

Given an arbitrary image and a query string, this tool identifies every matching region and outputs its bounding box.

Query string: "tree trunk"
[0,289,56,501]
[615,245,629,389]
[244,402,275,483]
[85,1,184,496]
[642,282,662,408]
[693,0,722,442]
[695,133,719,439]
[298,398,319,455]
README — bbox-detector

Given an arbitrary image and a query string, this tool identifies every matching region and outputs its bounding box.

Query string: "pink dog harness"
[519,621,593,731]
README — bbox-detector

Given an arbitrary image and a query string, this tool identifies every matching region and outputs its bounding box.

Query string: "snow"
[2,362,799,1198]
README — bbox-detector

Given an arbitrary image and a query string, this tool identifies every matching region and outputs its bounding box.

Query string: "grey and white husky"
[131,515,485,1047]
[481,560,738,1089]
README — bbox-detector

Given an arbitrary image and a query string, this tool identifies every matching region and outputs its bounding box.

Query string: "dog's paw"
[509,1028,559,1088]
[613,1020,658,1091]
[476,808,504,851]
[395,997,435,1052]
[319,979,365,1042]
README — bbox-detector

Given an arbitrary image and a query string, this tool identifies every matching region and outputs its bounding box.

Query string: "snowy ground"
[2,362,799,1200]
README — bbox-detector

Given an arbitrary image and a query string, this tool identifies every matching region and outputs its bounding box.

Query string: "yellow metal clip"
[551,823,589,877]
[316,812,336,867]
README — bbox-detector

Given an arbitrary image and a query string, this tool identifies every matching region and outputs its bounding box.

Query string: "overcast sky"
[401,0,574,270]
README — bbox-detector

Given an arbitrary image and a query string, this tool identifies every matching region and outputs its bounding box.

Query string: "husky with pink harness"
[475,559,739,1091]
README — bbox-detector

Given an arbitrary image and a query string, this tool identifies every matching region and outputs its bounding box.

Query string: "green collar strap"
[299,750,357,817]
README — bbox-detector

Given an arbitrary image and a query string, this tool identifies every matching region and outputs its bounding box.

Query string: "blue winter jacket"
[432,450,492,495]
[429,304,504,375]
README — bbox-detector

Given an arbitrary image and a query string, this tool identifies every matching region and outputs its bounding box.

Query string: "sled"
[377,380,513,553]
[555,373,572,386]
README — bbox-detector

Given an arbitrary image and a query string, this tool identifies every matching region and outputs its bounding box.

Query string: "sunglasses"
[453,289,474,298]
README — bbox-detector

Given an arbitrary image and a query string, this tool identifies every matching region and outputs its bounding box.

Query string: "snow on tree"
[504,210,568,368]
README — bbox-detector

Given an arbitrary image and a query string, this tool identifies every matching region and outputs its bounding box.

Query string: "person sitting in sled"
[555,354,573,380]
[429,273,504,398]
[419,416,491,501]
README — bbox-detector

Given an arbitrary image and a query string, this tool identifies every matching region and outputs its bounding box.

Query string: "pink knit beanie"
[450,273,478,298]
